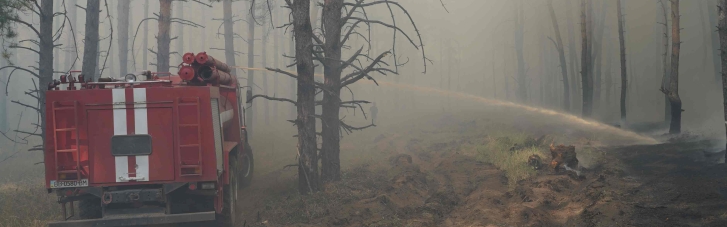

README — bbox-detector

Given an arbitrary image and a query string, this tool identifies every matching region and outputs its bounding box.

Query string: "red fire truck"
[45,52,253,227]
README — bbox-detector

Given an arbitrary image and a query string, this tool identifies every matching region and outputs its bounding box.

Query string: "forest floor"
[2,106,727,227]
[235,109,727,227]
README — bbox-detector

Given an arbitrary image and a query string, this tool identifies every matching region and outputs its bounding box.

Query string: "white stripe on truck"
[112,89,128,182]
[133,88,149,182]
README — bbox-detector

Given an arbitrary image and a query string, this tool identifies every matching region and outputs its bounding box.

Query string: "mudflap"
[46,211,216,227]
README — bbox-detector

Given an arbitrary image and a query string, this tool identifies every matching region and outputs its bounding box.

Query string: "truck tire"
[240,142,254,188]
[216,152,240,227]
[79,198,102,219]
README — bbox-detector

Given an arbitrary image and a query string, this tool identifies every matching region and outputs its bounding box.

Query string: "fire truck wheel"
[78,198,102,219]
[216,152,240,227]
[240,143,254,187]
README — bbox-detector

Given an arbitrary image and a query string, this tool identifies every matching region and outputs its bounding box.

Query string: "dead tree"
[157,0,172,73]
[604,32,613,110]
[711,0,722,82]
[718,0,727,159]
[252,0,428,183]
[246,0,256,136]
[659,0,671,125]
[223,0,237,76]
[547,0,570,111]
[0,0,74,151]
[699,2,709,72]
[566,0,580,112]
[273,6,281,122]
[565,0,580,111]
[662,0,682,134]
[581,0,592,117]
[131,1,202,74]
[616,0,627,124]
[514,0,527,102]
[249,0,320,194]
[316,0,427,182]
[82,0,101,81]
[143,0,150,69]
[592,0,607,111]
[262,20,270,126]
[64,0,78,71]
[175,0,184,65]
[292,0,319,194]
[118,0,130,76]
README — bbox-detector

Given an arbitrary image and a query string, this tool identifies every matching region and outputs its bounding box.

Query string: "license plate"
[50,179,89,189]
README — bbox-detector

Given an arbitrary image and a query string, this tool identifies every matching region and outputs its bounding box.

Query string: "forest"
[1,0,727,226]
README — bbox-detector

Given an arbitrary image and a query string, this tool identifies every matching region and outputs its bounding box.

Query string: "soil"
[234,119,727,227]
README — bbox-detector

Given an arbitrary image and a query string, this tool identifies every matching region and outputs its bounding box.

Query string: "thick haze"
[2,0,724,140]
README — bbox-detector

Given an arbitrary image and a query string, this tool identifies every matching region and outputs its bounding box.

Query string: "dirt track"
[230,111,727,227]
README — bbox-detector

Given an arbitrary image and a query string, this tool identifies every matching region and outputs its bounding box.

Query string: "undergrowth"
[476,133,549,189]
[0,181,58,227]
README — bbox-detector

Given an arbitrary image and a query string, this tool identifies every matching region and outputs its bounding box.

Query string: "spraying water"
[234,67,659,144]
[563,164,582,176]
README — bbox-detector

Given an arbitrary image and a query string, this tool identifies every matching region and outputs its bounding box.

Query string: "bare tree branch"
[248,94,298,106]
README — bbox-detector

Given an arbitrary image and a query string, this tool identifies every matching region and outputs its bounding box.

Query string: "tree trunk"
[660,0,671,125]
[263,24,269,126]
[64,0,78,71]
[292,0,320,194]
[246,1,256,136]
[700,2,710,72]
[118,0,130,77]
[514,0,527,103]
[604,36,613,114]
[547,0,571,111]
[667,0,682,134]
[143,0,149,69]
[717,0,727,161]
[39,0,54,149]
[616,0,627,124]
[592,0,607,112]
[82,0,100,81]
[53,0,60,72]
[175,0,183,65]
[273,7,280,122]
[712,0,722,83]
[290,22,296,120]
[320,0,343,183]
[581,0,592,117]
[157,0,172,73]
[566,0,580,112]
[222,0,236,77]
[504,42,509,101]
[0,42,6,132]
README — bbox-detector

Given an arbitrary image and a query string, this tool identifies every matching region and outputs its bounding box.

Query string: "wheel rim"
[241,154,251,179]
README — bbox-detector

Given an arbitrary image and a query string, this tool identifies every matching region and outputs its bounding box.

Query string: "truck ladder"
[52,101,83,180]
[178,97,203,176]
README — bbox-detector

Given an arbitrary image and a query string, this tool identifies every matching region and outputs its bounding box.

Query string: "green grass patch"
[476,134,549,189]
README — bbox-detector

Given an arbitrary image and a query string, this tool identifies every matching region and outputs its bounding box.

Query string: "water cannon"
[176,52,236,87]
[195,52,232,73]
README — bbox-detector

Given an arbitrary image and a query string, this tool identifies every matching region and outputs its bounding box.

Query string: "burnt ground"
[231,115,727,227]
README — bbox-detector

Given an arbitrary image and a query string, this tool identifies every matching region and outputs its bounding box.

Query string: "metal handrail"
[85,80,173,85]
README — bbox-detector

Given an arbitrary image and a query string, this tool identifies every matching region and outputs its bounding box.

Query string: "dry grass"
[0,151,58,227]
[476,134,550,189]
[0,180,58,227]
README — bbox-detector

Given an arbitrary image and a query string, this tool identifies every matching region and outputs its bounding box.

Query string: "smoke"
[563,164,581,177]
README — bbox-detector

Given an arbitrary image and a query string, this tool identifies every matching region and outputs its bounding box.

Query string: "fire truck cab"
[45,52,253,227]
